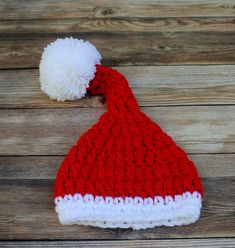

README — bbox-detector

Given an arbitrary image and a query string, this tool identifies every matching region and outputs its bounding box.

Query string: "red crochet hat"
[40,38,203,230]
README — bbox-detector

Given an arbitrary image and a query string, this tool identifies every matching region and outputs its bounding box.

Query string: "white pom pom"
[39,37,101,101]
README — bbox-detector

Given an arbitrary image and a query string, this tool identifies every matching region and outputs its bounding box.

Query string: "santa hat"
[39,37,203,230]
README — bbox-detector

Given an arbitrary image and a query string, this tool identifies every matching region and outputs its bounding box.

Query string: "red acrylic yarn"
[54,64,203,200]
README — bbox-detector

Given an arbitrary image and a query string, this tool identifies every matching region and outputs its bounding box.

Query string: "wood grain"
[1,32,235,68]
[1,65,235,108]
[1,0,235,244]
[0,106,234,155]
[1,17,235,34]
[1,239,235,247]
[0,154,234,180]
[0,178,234,239]
[1,0,235,20]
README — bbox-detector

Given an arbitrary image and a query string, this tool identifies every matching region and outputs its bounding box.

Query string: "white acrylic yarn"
[39,37,101,101]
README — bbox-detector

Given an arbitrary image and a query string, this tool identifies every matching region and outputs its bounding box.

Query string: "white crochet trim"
[55,191,202,230]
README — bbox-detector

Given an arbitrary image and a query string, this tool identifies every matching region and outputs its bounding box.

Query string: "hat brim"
[55,191,202,230]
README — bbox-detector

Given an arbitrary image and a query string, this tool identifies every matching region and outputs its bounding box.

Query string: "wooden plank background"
[0,0,234,247]
[1,239,235,248]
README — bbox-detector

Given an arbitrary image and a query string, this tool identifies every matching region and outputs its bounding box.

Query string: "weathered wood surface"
[1,65,235,108]
[1,32,235,68]
[1,154,235,180]
[0,0,235,245]
[1,239,235,247]
[1,0,235,68]
[2,18,235,34]
[0,178,234,239]
[1,0,235,20]
[0,106,234,155]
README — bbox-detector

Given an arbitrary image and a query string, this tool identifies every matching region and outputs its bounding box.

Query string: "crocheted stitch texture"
[54,65,203,229]
[55,192,202,230]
